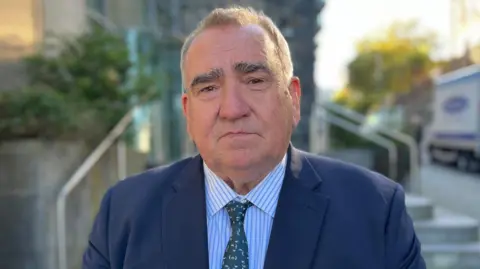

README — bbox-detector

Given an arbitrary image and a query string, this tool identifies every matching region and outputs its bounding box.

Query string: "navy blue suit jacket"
[83,147,426,269]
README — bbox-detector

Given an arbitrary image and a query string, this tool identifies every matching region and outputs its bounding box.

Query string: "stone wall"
[0,141,89,269]
[0,140,147,269]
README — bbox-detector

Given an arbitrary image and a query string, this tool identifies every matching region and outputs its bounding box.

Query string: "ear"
[288,76,301,127]
[181,92,193,138]
[182,92,188,116]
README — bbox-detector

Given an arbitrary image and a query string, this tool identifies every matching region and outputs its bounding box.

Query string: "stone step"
[414,213,479,244]
[406,195,434,221]
[422,243,480,269]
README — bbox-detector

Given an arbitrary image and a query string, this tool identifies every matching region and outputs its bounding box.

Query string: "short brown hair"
[180,6,293,88]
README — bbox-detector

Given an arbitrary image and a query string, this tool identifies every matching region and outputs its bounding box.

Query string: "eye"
[248,78,265,84]
[200,86,216,92]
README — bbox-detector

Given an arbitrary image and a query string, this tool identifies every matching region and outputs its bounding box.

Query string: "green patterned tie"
[222,200,253,269]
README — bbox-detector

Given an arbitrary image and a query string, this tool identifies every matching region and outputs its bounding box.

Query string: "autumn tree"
[325,21,441,182]
[335,20,438,113]
[328,21,440,181]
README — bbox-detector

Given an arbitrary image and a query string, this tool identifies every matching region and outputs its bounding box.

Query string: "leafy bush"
[0,26,158,143]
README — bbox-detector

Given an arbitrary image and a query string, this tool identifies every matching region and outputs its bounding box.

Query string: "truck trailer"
[427,64,480,171]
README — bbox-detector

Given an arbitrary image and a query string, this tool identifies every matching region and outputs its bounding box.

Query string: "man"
[83,6,426,269]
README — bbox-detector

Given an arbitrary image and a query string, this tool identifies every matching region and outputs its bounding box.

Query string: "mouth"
[221,131,255,139]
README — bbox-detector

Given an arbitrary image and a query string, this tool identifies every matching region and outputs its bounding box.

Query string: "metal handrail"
[318,108,398,180]
[55,108,134,269]
[85,9,119,33]
[55,7,162,269]
[319,101,420,194]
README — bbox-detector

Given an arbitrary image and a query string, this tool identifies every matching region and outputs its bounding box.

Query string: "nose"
[218,83,250,120]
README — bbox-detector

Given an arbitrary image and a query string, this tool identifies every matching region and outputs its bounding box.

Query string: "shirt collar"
[204,154,287,218]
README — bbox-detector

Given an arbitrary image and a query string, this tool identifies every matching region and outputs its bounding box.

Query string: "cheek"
[274,94,295,126]
[187,103,217,138]
[254,93,292,127]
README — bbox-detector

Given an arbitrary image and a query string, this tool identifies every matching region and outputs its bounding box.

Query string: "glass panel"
[87,0,105,15]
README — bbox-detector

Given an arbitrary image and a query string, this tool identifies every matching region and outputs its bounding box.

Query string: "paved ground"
[420,164,480,222]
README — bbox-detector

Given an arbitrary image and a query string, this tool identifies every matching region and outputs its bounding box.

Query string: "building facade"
[1,0,325,157]
[268,0,325,151]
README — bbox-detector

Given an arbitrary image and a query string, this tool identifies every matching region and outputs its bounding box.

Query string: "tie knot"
[225,200,252,226]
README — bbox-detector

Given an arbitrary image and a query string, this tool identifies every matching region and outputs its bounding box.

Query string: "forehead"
[184,24,275,78]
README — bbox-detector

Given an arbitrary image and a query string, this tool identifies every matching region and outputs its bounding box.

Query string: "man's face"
[182,24,301,172]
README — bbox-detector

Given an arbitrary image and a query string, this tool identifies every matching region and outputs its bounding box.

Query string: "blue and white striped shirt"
[203,154,287,269]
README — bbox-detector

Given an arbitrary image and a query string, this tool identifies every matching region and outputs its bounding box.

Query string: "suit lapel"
[264,147,330,269]
[162,155,209,269]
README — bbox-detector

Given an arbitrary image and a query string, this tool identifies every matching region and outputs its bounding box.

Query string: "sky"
[315,0,451,91]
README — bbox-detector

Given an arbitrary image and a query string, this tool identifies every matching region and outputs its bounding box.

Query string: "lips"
[221,131,254,138]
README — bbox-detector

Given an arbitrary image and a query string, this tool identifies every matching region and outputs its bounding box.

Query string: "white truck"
[427,64,480,171]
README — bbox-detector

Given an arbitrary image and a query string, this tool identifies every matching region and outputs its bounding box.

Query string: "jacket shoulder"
[110,156,196,200]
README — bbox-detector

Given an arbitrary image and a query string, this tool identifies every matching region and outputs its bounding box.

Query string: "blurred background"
[0,0,480,268]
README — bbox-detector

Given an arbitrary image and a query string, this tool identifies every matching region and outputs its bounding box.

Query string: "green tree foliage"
[0,26,158,143]
[329,20,438,149]
[339,20,437,112]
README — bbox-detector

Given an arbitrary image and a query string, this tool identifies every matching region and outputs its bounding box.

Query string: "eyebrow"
[190,68,223,88]
[234,61,272,74]
[188,62,271,89]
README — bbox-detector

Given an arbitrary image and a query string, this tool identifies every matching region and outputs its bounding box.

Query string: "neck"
[208,156,284,195]
[221,170,270,195]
